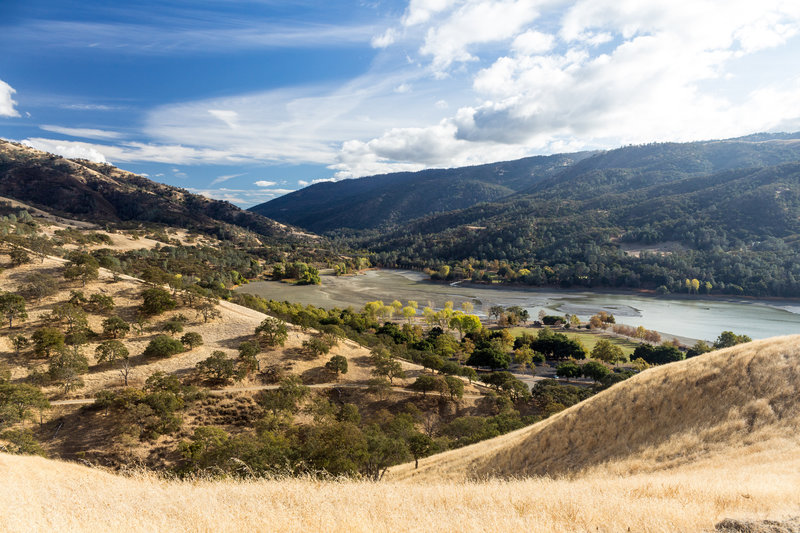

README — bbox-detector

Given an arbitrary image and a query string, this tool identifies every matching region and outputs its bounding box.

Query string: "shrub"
[143,335,185,359]
[139,288,177,316]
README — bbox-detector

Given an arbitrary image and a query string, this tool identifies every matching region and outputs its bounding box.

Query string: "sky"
[1,0,800,207]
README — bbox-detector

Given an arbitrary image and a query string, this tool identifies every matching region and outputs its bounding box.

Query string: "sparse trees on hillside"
[255,317,288,348]
[139,288,177,316]
[102,316,130,338]
[95,340,132,385]
[325,355,348,378]
[63,253,99,286]
[32,327,65,357]
[143,335,185,359]
[181,332,204,350]
[0,292,27,328]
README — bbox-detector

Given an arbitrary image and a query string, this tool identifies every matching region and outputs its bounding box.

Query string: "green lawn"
[507,326,640,357]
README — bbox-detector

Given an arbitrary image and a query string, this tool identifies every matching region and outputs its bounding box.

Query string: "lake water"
[236,269,800,343]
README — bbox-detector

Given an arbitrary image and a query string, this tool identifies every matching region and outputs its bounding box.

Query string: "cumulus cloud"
[21,138,108,162]
[0,80,20,117]
[254,180,277,187]
[418,0,541,72]
[331,0,800,177]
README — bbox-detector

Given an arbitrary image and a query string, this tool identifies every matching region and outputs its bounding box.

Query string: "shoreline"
[417,274,800,308]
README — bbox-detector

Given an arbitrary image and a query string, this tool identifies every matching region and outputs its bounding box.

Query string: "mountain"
[250,152,590,232]
[0,139,305,243]
[389,335,800,481]
[251,134,800,234]
[264,134,800,297]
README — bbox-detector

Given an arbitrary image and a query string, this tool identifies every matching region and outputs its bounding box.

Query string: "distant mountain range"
[254,133,800,296]
[251,133,800,234]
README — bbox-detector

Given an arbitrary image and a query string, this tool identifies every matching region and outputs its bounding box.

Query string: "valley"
[238,269,800,342]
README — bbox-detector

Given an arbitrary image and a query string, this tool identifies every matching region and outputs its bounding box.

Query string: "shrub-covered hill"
[388,335,800,481]
[0,139,307,244]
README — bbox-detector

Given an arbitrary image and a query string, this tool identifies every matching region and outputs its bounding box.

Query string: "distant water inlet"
[236,269,800,342]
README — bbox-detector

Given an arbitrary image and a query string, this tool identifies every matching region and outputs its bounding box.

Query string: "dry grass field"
[389,335,800,481]
[3,335,800,532]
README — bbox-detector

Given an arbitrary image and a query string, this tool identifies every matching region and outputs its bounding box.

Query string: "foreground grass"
[2,451,799,533]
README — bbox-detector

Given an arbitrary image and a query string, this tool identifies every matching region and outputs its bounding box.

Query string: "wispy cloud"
[186,186,294,207]
[39,125,123,140]
[254,180,277,187]
[210,172,245,185]
[8,19,378,54]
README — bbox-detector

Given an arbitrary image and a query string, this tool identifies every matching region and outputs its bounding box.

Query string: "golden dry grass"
[4,337,800,532]
[2,445,800,533]
[389,335,800,481]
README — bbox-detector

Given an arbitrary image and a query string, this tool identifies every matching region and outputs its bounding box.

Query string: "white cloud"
[8,19,379,54]
[0,80,20,117]
[403,0,459,26]
[254,180,277,187]
[372,28,397,48]
[419,0,541,72]
[21,138,108,162]
[511,30,555,55]
[331,0,800,177]
[210,173,245,185]
[298,180,309,186]
[39,125,123,140]
[208,110,239,129]
[187,186,294,207]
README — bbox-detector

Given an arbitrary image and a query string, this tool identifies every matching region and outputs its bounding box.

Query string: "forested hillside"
[251,152,589,231]
[256,134,800,297]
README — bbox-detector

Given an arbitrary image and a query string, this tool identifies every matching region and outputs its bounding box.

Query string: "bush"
[180,332,204,349]
[143,335,185,359]
[139,288,177,316]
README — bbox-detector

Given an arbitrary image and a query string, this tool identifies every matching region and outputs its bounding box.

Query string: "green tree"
[581,360,611,381]
[0,383,50,428]
[325,355,349,378]
[95,340,132,386]
[407,433,433,469]
[443,375,465,402]
[591,339,626,364]
[302,337,331,359]
[259,376,309,415]
[10,334,29,355]
[63,253,99,286]
[21,272,59,302]
[409,375,445,397]
[0,292,27,328]
[466,345,510,370]
[556,361,582,379]
[139,287,177,316]
[196,351,236,383]
[31,327,65,357]
[180,332,204,350]
[102,316,130,338]
[713,331,752,349]
[161,320,184,337]
[142,335,185,359]
[48,348,89,394]
[255,317,289,348]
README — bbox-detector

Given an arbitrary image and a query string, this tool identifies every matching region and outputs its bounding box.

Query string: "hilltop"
[389,335,800,481]
[0,139,306,244]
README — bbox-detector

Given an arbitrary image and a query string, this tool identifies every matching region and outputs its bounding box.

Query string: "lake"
[236,269,800,343]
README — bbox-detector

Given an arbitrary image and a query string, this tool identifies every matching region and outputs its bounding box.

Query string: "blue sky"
[2,1,800,207]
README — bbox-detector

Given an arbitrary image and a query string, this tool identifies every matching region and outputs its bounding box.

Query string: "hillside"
[4,336,800,532]
[389,335,800,481]
[0,139,306,244]
[250,152,588,231]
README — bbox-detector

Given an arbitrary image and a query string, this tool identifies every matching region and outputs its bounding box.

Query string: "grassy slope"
[4,336,800,532]
[2,432,799,532]
[389,335,800,481]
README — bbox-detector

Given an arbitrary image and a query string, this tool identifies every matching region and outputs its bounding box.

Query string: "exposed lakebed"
[237,269,800,342]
